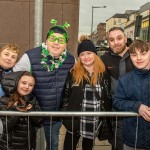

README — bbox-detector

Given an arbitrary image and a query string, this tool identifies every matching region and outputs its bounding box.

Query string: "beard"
[111,44,127,55]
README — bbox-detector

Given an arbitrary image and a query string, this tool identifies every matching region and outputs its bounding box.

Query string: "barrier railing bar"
[0,111,139,117]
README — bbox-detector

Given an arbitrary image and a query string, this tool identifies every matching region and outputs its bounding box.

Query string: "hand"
[14,101,19,107]
[138,104,150,122]
[26,104,32,110]
[16,104,32,112]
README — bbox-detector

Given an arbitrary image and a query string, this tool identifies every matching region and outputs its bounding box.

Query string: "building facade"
[91,23,106,45]
[140,3,150,42]
[0,0,79,56]
[124,10,140,40]
[97,23,106,45]
[106,2,150,42]
[91,2,150,43]
[106,14,128,32]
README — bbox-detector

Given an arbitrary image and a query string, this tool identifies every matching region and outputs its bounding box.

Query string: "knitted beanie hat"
[77,40,97,56]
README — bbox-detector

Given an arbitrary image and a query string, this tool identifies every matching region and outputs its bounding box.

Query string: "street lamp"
[91,6,106,35]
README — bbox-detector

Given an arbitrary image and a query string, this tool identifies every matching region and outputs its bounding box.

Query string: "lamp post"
[91,6,106,35]
[148,9,150,42]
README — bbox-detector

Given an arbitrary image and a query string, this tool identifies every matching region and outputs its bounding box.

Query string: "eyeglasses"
[48,35,66,44]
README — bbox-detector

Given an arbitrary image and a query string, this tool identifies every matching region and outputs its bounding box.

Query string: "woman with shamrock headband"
[13,19,75,150]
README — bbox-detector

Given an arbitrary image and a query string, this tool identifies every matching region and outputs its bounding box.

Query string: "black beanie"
[46,26,68,42]
[77,40,97,56]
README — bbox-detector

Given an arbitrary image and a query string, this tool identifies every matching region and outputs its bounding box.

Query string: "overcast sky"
[79,0,150,35]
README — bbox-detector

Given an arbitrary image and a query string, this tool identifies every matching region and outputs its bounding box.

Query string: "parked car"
[95,45,108,56]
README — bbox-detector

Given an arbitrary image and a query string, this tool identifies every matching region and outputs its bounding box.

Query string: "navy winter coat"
[113,68,150,149]
[26,47,75,124]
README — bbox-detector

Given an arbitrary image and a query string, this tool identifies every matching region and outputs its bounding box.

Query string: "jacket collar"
[107,48,130,62]
[134,67,150,78]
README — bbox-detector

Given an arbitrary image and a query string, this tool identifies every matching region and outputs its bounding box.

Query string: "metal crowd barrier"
[0,111,139,117]
[0,111,139,150]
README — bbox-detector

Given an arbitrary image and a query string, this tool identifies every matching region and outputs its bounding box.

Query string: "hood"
[1,71,26,96]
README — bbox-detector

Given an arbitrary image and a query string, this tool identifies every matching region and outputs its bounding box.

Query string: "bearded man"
[100,27,133,150]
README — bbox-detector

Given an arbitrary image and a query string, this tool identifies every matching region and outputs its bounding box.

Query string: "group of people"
[0,19,149,150]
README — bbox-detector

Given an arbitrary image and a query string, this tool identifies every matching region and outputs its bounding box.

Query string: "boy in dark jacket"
[113,40,150,149]
[0,71,42,150]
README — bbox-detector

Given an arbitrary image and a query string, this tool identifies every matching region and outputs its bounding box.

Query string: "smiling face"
[108,29,127,55]
[46,33,67,58]
[0,48,18,69]
[17,75,35,96]
[79,51,95,68]
[130,49,150,70]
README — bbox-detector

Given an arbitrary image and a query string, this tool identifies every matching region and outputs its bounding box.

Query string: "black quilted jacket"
[61,72,112,133]
[0,71,43,150]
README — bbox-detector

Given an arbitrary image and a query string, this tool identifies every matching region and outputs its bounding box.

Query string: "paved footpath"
[59,125,112,150]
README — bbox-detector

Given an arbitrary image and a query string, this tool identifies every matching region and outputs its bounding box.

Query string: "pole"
[34,1,45,150]
[90,6,106,35]
[34,0,43,47]
[148,9,150,42]
[91,6,94,35]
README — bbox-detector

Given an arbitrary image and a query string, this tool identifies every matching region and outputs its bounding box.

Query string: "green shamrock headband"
[46,19,70,42]
[51,19,70,28]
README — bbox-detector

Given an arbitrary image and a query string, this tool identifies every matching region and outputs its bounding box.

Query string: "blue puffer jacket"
[26,47,75,123]
[0,67,12,97]
[113,68,150,149]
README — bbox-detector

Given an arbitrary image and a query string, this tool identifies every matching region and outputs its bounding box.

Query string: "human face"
[130,50,150,70]
[0,48,18,69]
[79,51,95,68]
[46,33,67,58]
[17,75,35,96]
[108,30,127,55]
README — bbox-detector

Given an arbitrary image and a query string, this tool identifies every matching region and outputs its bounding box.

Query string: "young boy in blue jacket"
[113,40,150,150]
